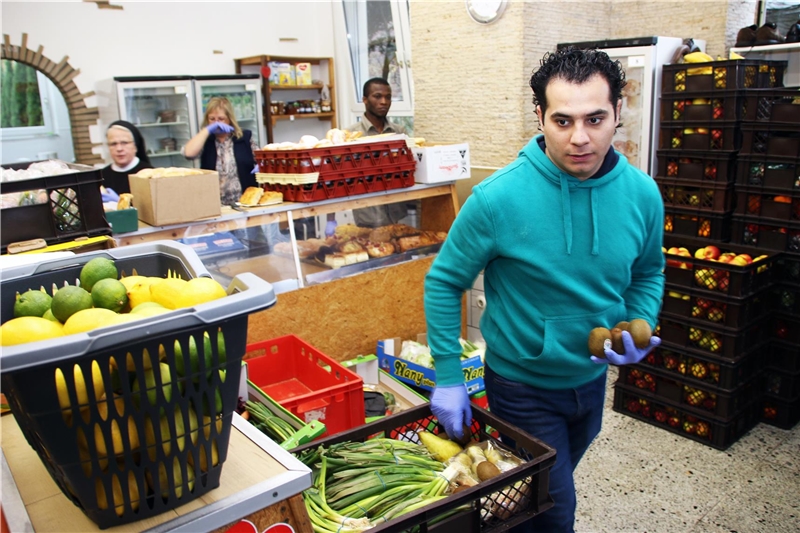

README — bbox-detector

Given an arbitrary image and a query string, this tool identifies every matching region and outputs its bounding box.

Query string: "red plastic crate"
[659,121,740,151]
[662,284,770,329]
[657,314,768,362]
[735,186,800,222]
[731,216,800,253]
[613,383,761,450]
[660,92,746,123]
[735,154,800,190]
[641,343,765,391]
[661,60,786,94]
[657,150,737,183]
[740,123,800,158]
[742,88,800,125]
[656,177,733,212]
[619,365,761,419]
[769,339,800,374]
[262,161,415,203]
[254,139,414,175]
[663,207,730,240]
[244,335,364,437]
[761,394,800,429]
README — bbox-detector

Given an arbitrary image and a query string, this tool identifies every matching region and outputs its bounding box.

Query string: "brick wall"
[410,0,758,169]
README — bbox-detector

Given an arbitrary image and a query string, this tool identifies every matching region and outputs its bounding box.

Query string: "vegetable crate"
[730,216,800,253]
[660,91,746,123]
[656,150,737,183]
[661,60,787,94]
[735,154,800,190]
[656,177,734,213]
[0,242,277,529]
[762,368,800,402]
[661,284,770,329]
[243,380,327,449]
[258,161,415,203]
[291,404,557,532]
[777,255,800,284]
[618,365,761,419]
[0,162,110,254]
[742,89,800,125]
[769,339,800,374]
[663,207,730,240]
[772,312,800,345]
[657,314,768,362]
[659,121,740,151]
[613,383,761,450]
[734,185,800,222]
[740,123,800,158]
[771,283,800,315]
[640,343,765,391]
[662,236,779,298]
[244,335,365,438]
[761,394,800,429]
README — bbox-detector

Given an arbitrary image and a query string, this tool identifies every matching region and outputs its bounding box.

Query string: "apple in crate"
[730,254,752,266]
[666,247,692,268]
[717,252,737,264]
[694,245,721,260]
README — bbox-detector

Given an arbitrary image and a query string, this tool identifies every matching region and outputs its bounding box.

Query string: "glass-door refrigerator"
[193,74,266,149]
[114,76,198,168]
[556,37,688,177]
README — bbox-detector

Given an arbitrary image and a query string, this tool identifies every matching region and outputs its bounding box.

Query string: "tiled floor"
[573,367,800,533]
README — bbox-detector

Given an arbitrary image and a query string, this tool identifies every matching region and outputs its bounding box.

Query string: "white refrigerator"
[557,37,690,178]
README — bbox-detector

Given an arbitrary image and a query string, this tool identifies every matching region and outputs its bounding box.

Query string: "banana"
[684,52,714,63]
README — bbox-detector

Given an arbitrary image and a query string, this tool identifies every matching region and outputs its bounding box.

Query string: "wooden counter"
[0,413,312,533]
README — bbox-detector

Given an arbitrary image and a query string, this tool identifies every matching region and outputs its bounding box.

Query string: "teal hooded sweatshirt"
[424,135,665,390]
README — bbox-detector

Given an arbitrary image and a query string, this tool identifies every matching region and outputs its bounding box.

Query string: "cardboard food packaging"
[128,169,221,226]
[412,142,471,184]
[295,62,313,85]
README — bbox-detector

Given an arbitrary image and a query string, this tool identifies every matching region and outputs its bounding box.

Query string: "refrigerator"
[99,75,266,169]
[556,37,694,178]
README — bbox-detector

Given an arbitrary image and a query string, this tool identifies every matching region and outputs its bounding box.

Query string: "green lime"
[91,278,128,312]
[79,257,117,292]
[42,309,60,322]
[51,285,93,323]
[13,289,53,318]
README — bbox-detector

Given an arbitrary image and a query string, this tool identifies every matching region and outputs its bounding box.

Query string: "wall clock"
[465,0,508,25]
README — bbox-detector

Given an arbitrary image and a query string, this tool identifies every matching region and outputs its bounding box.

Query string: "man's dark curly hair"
[530,47,627,121]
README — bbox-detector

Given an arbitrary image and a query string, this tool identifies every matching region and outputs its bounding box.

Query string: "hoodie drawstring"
[590,188,599,255]
[560,178,600,256]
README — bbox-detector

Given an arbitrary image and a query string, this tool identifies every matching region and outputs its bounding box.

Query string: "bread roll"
[117,193,133,210]
[258,190,283,205]
[239,186,264,205]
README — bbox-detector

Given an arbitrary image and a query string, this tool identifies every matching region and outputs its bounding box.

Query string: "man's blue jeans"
[484,364,607,533]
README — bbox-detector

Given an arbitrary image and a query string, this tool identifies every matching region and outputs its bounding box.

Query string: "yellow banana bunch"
[684,51,714,63]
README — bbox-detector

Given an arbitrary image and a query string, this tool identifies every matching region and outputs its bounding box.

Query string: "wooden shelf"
[269,84,325,91]
[270,112,335,126]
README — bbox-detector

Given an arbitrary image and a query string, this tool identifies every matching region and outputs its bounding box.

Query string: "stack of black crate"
[729,88,800,430]
[613,59,789,449]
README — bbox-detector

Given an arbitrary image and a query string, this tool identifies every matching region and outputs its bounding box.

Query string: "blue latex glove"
[101,187,119,203]
[325,219,337,237]
[251,164,260,174]
[591,330,661,365]
[430,384,472,440]
[207,122,234,135]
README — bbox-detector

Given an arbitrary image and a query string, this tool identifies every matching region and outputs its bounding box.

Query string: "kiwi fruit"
[614,321,630,332]
[611,327,625,354]
[629,319,653,349]
[588,327,612,357]
[476,461,502,481]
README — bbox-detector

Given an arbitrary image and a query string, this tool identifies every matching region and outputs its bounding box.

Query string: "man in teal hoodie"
[424,48,665,532]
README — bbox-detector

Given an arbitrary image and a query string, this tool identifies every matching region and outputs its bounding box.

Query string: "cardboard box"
[377,333,485,394]
[342,355,429,422]
[129,170,221,226]
[295,62,313,85]
[412,142,471,184]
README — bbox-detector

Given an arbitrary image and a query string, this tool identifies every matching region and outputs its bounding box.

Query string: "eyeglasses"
[108,141,133,148]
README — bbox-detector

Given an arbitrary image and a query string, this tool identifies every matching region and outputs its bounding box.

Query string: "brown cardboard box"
[129,169,221,226]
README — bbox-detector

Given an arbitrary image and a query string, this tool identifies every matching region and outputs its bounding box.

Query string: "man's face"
[536,74,621,180]
[364,83,392,118]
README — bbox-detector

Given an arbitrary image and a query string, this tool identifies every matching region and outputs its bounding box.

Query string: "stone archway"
[2,32,102,166]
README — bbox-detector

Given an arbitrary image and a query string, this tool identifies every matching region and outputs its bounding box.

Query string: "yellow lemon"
[174,277,227,309]
[131,307,171,319]
[129,302,167,314]
[118,275,147,291]
[55,360,105,411]
[143,406,198,460]
[92,396,140,459]
[146,457,195,499]
[106,313,138,326]
[126,278,160,309]
[95,471,139,517]
[1,316,64,346]
[63,308,119,336]
[150,278,189,310]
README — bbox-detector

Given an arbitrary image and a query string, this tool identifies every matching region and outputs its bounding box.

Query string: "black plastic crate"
[769,340,800,374]
[656,177,734,213]
[0,243,277,529]
[657,150,737,183]
[735,154,800,190]
[777,255,800,284]
[660,92,746,123]
[735,185,800,222]
[731,216,800,253]
[0,161,111,254]
[640,343,765,391]
[619,365,761,419]
[761,394,800,429]
[771,283,800,315]
[613,383,761,450]
[657,314,767,362]
[662,60,786,94]
[662,235,778,297]
[742,88,800,125]
[740,123,800,158]
[664,207,731,240]
[291,404,557,533]
[660,121,740,151]
[762,368,800,401]
[662,284,770,329]
[772,312,800,344]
